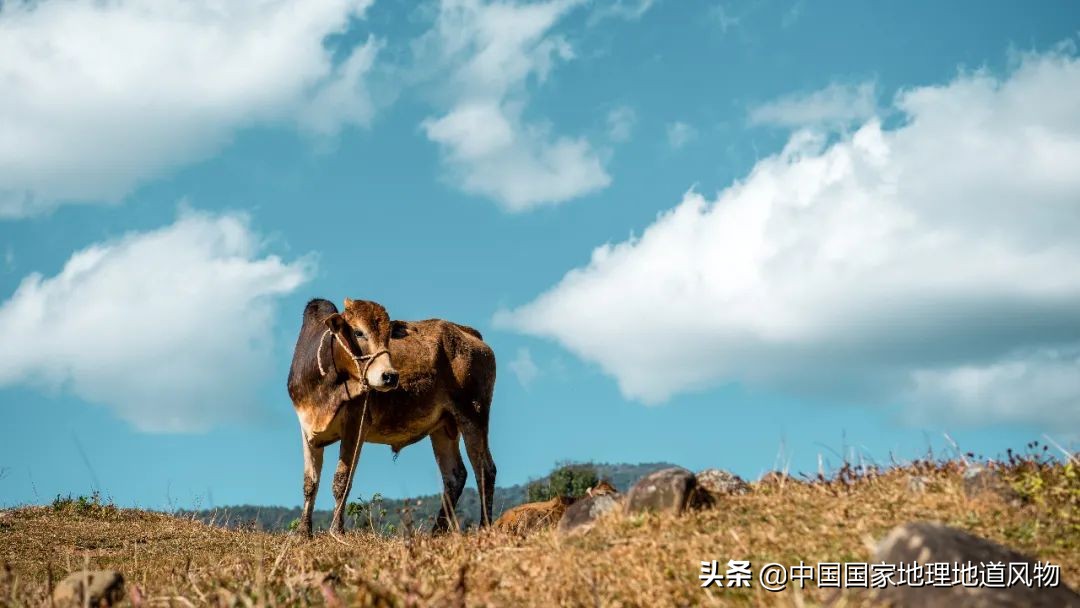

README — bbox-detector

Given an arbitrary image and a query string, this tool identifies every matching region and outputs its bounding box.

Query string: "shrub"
[527,463,599,502]
[346,493,389,532]
[51,490,113,516]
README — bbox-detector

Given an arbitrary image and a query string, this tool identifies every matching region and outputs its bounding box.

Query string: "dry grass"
[0,457,1076,607]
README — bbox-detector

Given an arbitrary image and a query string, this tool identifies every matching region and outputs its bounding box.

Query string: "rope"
[316,328,332,376]
[330,391,369,537]
[316,327,390,388]
[317,320,390,536]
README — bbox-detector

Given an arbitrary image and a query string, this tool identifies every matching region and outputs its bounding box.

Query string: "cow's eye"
[354,330,365,339]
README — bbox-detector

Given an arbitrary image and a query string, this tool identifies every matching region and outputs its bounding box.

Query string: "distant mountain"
[183,461,677,533]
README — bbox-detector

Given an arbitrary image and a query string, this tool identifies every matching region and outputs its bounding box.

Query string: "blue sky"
[2,0,1079,511]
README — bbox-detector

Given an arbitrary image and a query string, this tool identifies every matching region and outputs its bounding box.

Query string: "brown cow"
[587,480,617,497]
[287,298,497,536]
[494,496,574,535]
[493,480,618,535]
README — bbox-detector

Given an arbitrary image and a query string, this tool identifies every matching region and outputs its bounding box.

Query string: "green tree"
[527,463,599,502]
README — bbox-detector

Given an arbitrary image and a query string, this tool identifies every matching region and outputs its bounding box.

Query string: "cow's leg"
[299,431,324,538]
[430,420,467,533]
[330,410,364,534]
[457,409,496,527]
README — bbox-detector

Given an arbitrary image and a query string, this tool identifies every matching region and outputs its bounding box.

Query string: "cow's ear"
[390,320,408,339]
[343,297,356,309]
[324,313,347,333]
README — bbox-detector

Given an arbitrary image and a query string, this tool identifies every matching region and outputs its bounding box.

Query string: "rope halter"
[313,317,391,537]
[317,327,391,390]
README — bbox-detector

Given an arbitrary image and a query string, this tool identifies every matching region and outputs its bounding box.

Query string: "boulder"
[625,467,699,515]
[871,522,1079,607]
[557,494,621,536]
[696,469,750,498]
[53,570,125,607]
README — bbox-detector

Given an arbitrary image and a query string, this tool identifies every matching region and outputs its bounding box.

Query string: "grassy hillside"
[182,461,677,533]
[1,453,1076,606]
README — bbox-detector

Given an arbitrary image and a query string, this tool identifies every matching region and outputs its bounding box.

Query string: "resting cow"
[286,298,497,536]
[493,480,618,535]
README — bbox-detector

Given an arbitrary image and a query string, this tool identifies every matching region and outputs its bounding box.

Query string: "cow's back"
[390,318,495,399]
[494,496,573,535]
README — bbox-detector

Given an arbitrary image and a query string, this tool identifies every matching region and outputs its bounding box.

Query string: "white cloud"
[749,82,877,129]
[910,349,1080,429]
[0,0,379,218]
[417,0,611,211]
[297,36,383,137]
[588,0,658,24]
[666,121,697,149]
[607,106,637,143]
[497,46,1080,430]
[509,347,540,387]
[0,210,313,432]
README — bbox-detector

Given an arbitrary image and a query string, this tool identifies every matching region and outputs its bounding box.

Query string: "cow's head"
[586,480,617,497]
[323,298,399,391]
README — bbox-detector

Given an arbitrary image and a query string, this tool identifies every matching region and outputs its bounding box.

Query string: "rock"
[53,570,125,607]
[557,494,621,535]
[696,469,750,498]
[494,496,574,535]
[871,522,1079,607]
[625,467,700,515]
[963,465,1022,505]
